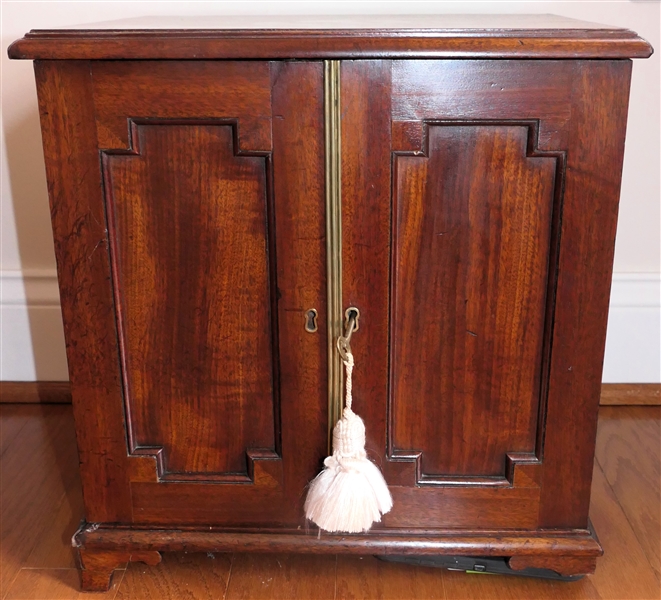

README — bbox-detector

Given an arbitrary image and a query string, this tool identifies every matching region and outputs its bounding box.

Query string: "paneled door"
[341,59,631,530]
[36,60,328,526]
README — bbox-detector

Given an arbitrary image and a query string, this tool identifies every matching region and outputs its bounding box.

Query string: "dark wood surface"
[106,122,275,480]
[538,60,633,529]
[8,14,653,60]
[35,59,136,525]
[339,59,632,534]
[34,60,328,529]
[3,382,655,405]
[391,123,554,480]
[1,404,658,599]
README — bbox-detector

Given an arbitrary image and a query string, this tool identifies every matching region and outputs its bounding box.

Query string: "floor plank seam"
[222,552,234,600]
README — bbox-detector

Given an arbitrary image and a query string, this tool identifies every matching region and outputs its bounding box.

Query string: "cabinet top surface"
[8,14,653,60]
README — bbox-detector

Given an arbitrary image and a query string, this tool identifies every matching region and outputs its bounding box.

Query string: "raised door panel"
[104,123,277,481]
[342,59,631,530]
[391,124,556,483]
[36,60,328,525]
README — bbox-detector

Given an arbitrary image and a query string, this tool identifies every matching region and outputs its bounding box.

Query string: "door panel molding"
[388,119,565,487]
[102,119,281,484]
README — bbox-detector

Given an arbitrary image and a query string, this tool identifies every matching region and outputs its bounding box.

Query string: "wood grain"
[74,525,601,561]
[91,61,273,151]
[115,552,231,600]
[24,470,83,569]
[391,123,555,480]
[105,122,276,480]
[8,15,653,60]
[391,59,574,151]
[539,60,633,529]
[5,382,657,407]
[342,57,628,535]
[336,555,445,599]
[595,406,661,581]
[4,568,123,599]
[340,59,392,488]
[35,60,135,524]
[225,553,336,599]
[35,59,329,543]
[0,405,34,455]
[0,406,80,595]
[270,61,329,515]
[587,460,661,599]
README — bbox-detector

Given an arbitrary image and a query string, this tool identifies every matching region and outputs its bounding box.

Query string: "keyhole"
[344,307,360,332]
[305,309,318,333]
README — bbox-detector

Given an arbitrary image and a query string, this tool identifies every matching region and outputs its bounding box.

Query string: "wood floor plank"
[3,568,122,599]
[0,406,80,597]
[225,553,336,600]
[595,406,661,582]
[0,405,35,456]
[588,461,661,599]
[24,473,84,569]
[335,555,445,600]
[115,552,232,600]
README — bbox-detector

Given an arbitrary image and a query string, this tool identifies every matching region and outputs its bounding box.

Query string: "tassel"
[304,349,393,533]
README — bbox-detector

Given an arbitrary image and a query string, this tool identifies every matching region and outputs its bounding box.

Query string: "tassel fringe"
[304,352,393,533]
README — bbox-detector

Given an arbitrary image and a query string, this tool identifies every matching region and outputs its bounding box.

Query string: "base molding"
[73,522,602,590]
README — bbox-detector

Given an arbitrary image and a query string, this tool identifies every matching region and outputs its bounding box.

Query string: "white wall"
[1,1,659,382]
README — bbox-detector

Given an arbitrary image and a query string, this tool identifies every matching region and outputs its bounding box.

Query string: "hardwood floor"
[1,405,659,599]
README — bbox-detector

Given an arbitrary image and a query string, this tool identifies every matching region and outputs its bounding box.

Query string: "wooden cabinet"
[9,15,652,591]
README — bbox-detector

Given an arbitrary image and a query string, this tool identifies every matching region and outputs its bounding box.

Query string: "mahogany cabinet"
[9,15,652,591]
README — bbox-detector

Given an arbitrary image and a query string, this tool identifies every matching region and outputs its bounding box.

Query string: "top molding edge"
[8,21,654,60]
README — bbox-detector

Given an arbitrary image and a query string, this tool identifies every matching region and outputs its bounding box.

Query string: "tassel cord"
[343,352,354,412]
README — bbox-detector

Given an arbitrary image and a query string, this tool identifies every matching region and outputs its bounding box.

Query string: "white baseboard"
[0,269,67,381]
[1,270,659,383]
[603,273,660,383]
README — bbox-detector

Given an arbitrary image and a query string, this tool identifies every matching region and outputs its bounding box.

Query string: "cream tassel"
[304,349,393,533]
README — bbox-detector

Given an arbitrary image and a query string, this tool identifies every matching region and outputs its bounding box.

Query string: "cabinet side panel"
[392,125,555,478]
[104,123,276,478]
[540,60,633,528]
[34,60,132,522]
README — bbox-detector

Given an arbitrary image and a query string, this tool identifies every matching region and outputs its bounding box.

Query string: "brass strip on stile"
[325,60,343,452]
